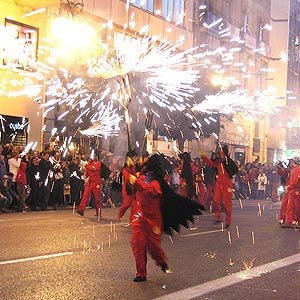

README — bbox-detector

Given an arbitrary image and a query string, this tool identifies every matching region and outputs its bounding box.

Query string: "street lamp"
[59,0,84,18]
[258,23,272,45]
[50,0,96,64]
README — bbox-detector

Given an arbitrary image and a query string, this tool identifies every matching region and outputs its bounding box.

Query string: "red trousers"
[79,183,101,214]
[279,191,288,220]
[285,191,300,224]
[271,183,280,202]
[213,180,233,225]
[131,220,167,277]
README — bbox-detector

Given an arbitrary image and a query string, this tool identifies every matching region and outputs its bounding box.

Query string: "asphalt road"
[0,199,300,300]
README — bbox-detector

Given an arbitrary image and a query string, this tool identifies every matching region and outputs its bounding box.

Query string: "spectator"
[16,160,27,212]
[170,163,180,193]
[257,169,268,200]
[8,151,21,192]
[39,152,53,211]
[69,157,83,206]
[27,156,40,211]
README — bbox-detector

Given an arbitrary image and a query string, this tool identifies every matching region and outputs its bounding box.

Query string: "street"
[1,199,300,300]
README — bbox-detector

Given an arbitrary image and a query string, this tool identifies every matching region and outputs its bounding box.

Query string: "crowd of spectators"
[0,142,288,215]
[0,143,124,214]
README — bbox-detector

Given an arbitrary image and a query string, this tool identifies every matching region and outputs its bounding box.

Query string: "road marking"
[0,217,49,222]
[0,252,73,265]
[182,229,223,237]
[152,253,300,300]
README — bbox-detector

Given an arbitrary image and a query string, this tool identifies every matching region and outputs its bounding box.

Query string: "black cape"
[158,178,205,236]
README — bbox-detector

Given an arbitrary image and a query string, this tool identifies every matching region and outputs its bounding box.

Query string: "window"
[223,1,231,26]
[254,120,259,138]
[130,0,154,13]
[162,0,185,24]
[3,18,39,71]
[162,0,174,21]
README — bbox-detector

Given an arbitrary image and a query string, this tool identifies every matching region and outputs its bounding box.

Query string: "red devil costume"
[201,145,238,228]
[77,156,102,217]
[120,154,204,282]
[118,151,138,223]
[282,157,300,227]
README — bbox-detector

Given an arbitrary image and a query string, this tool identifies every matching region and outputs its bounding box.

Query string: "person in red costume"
[121,154,171,282]
[200,145,238,228]
[76,154,102,217]
[193,158,205,205]
[282,157,300,228]
[278,161,291,223]
[118,151,138,223]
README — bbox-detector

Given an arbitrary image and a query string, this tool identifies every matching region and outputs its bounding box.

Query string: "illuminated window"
[130,0,154,13]
[162,0,185,24]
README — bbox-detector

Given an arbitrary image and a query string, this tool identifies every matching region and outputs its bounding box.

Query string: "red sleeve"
[118,195,132,220]
[203,156,217,168]
[288,166,300,190]
[135,176,162,196]
[85,162,101,172]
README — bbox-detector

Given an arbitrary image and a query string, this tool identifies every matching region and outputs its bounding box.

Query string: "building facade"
[0,0,291,164]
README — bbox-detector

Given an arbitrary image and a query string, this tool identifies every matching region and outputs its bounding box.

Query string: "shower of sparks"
[242,258,256,271]
[0,8,292,142]
[192,89,282,117]
[204,251,217,259]
[79,107,122,137]
[87,35,200,111]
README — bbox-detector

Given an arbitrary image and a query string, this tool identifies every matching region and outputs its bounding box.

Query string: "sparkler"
[192,89,282,117]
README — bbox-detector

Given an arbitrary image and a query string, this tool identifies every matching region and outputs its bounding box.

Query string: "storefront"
[0,114,29,147]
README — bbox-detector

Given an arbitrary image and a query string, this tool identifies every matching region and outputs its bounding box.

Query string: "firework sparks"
[192,89,281,116]
[79,105,122,137]
[87,35,200,112]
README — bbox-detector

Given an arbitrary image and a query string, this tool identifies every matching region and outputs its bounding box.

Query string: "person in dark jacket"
[38,152,53,211]
[68,157,83,206]
[27,156,40,211]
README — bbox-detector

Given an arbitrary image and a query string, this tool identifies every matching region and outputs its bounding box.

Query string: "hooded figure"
[200,145,237,228]
[178,152,195,199]
[121,153,204,282]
